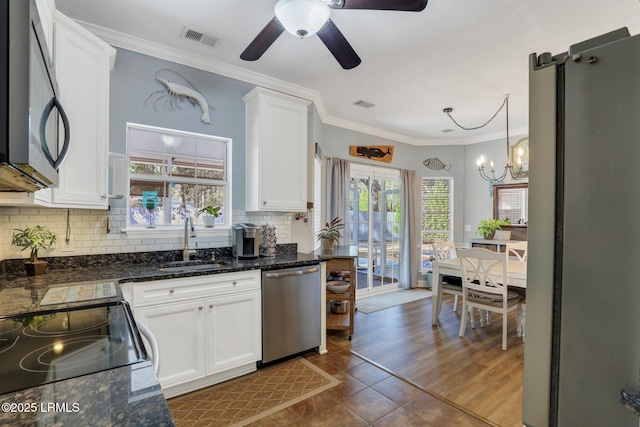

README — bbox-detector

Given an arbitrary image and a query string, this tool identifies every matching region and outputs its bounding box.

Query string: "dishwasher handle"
[265,267,319,279]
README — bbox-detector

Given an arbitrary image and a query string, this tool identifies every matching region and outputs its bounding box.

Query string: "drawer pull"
[169,289,175,294]
[199,306,203,310]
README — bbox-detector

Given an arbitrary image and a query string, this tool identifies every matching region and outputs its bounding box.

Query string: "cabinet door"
[259,96,308,211]
[51,17,114,208]
[136,300,206,388]
[244,88,310,212]
[206,291,261,375]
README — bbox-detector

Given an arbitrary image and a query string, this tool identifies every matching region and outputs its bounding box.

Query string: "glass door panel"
[349,175,400,295]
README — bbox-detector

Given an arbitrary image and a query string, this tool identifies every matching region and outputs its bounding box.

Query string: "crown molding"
[73,20,528,146]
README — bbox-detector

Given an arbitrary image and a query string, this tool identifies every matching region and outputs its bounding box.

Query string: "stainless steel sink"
[158,260,231,273]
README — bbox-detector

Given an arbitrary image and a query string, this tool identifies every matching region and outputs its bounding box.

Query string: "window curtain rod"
[326,157,402,172]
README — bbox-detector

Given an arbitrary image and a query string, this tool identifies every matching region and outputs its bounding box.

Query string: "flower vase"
[321,239,335,254]
[25,261,48,276]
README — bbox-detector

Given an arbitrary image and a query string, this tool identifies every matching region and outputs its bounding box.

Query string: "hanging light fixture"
[274,0,331,39]
[444,95,526,183]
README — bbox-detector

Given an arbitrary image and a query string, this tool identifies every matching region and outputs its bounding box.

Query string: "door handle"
[265,267,319,279]
[39,96,71,170]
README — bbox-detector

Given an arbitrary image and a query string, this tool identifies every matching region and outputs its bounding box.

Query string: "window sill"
[122,226,230,239]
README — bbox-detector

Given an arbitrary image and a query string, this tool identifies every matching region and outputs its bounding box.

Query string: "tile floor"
[243,342,493,427]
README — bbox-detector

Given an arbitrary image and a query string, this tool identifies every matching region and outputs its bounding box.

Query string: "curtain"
[399,169,418,289]
[325,158,350,245]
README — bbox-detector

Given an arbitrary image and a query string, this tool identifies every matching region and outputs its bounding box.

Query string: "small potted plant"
[11,225,57,276]
[197,205,221,228]
[317,216,344,254]
[475,218,510,239]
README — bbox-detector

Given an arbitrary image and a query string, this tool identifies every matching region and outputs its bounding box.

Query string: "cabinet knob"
[209,304,213,308]
[169,289,175,294]
[101,194,107,199]
[232,281,237,286]
[199,306,203,310]
[263,201,267,205]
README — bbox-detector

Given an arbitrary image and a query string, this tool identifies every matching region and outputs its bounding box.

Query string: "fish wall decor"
[144,69,213,124]
[349,145,394,163]
[422,157,451,171]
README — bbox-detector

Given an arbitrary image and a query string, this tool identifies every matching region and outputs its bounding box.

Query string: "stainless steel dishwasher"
[261,265,321,364]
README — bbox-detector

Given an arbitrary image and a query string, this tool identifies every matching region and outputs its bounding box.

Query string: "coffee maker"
[231,223,260,259]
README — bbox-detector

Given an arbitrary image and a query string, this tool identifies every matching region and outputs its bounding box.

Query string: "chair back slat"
[506,241,528,262]
[433,240,457,261]
[458,248,508,298]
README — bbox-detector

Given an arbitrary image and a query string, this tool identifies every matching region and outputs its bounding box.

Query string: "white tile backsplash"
[0,207,292,261]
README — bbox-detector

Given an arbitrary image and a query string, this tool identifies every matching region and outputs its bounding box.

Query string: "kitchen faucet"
[183,216,197,260]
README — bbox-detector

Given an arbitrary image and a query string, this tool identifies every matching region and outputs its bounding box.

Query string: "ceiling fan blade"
[316,20,361,69]
[240,17,285,61]
[339,0,427,11]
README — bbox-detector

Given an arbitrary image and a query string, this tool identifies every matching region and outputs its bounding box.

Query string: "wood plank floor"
[327,292,524,427]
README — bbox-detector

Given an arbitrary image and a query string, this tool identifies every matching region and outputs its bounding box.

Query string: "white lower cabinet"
[206,292,261,375]
[122,270,262,398]
[135,299,206,388]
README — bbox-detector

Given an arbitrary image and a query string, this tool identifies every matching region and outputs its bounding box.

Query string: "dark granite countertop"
[0,361,174,426]
[0,246,325,318]
[0,244,338,426]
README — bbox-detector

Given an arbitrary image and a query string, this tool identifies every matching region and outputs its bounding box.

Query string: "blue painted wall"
[109,48,254,210]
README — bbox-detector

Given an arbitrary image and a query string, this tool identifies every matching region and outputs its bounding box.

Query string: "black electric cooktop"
[0,301,147,395]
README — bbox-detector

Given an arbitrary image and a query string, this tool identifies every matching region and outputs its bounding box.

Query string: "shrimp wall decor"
[144,69,212,124]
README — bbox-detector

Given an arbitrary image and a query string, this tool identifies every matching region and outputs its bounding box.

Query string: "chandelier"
[444,95,526,183]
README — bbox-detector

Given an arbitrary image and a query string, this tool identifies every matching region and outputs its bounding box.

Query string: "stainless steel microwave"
[0,0,70,192]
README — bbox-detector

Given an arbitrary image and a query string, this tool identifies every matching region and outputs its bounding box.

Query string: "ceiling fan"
[240,0,428,69]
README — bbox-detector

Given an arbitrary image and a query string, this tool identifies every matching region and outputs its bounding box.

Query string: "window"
[126,124,232,229]
[421,177,453,271]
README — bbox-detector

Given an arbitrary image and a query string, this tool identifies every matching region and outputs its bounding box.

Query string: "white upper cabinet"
[0,9,115,208]
[243,87,310,212]
[49,12,116,208]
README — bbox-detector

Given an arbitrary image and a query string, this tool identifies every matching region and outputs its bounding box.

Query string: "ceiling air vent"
[181,27,221,48]
[353,99,375,109]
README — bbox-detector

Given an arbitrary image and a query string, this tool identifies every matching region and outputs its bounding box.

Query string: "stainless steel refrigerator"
[524,28,640,426]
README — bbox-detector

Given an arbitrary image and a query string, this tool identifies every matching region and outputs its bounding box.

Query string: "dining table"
[431,256,527,325]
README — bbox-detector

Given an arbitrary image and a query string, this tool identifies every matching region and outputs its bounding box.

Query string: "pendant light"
[443,95,526,183]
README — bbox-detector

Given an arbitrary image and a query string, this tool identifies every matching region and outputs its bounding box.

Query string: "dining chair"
[506,240,528,261]
[493,229,511,240]
[433,240,463,312]
[505,240,527,341]
[458,248,524,350]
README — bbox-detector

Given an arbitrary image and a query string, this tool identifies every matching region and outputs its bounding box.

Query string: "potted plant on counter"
[317,216,344,254]
[475,218,510,239]
[197,205,221,228]
[11,225,57,276]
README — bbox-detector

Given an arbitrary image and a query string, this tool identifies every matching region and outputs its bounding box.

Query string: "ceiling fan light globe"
[274,0,331,38]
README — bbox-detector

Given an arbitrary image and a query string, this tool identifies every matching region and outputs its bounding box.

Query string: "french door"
[348,164,400,295]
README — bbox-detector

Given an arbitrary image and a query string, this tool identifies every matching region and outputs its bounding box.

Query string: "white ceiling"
[55,0,640,145]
